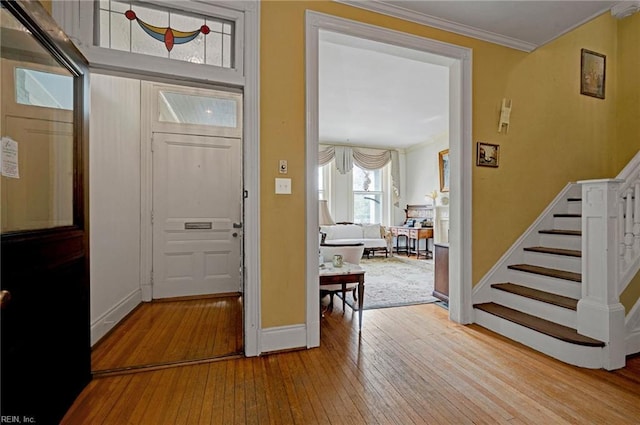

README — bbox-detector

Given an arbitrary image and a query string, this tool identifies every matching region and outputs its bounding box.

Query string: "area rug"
[336,256,437,310]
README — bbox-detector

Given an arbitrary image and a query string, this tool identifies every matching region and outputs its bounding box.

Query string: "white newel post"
[578,179,626,370]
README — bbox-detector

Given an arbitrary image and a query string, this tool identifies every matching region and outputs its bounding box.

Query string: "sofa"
[320,223,392,257]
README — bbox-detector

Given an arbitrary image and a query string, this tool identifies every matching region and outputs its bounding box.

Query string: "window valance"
[319,145,401,206]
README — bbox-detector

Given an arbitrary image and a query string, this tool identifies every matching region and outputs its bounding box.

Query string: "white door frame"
[53,1,261,357]
[305,11,473,347]
[139,81,259,351]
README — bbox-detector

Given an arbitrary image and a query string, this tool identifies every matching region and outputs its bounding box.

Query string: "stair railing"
[578,150,640,370]
[616,152,640,289]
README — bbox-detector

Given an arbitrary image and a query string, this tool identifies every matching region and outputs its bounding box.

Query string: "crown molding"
[335,0,537,52]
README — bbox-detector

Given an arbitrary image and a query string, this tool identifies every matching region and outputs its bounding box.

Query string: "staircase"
[472,185,608,368]
[472,153,640,369]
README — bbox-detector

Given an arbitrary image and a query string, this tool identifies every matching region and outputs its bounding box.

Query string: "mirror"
[1,7,75,234]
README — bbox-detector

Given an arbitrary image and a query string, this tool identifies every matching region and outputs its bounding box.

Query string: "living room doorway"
[305,12,473,347]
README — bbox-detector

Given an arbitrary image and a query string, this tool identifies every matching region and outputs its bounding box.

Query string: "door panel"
[153,133,242,298]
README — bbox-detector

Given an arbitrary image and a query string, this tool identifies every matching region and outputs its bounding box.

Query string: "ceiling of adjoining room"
[319,30,450,150]
[320,1,624,150]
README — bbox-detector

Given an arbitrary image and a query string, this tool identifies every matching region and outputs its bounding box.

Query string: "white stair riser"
[539,234,581,251]
[506,269,581,298]
[473,309,604,369]
[490,288,577,328]
[553,216,582,231]
[523,251,582,273]
[567,201,582,215]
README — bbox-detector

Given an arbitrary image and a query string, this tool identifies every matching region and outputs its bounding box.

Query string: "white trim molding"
[91,289,141,346]
[305,10,473,345]
[260,325,307,354]
[53,0,262,357]
[242,1,261,357]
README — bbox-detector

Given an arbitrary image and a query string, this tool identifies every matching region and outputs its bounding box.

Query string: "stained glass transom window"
[98,1,234,68]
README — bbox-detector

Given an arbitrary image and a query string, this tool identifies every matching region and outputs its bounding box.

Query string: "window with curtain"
[318,145,395,224]
[352,165,386,224]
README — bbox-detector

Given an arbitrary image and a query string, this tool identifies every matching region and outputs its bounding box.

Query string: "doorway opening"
[90,78,245,374]
[305,12,473,347]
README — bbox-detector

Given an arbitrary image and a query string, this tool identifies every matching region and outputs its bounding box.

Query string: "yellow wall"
[614,13,640,171]
[261,1,638,327]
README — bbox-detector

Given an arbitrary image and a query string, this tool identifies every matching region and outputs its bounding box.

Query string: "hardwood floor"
[92,296,243,373]
[67,302,640,424]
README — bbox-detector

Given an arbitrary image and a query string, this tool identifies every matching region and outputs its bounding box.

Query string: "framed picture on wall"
[438,149,449,192]
[580,49,606,99]
[476,142,499,167]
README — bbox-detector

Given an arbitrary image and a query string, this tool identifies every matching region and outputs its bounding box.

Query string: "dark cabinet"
[433,243,449,302]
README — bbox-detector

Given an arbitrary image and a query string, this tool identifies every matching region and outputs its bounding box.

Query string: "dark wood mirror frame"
[1,1,90,423]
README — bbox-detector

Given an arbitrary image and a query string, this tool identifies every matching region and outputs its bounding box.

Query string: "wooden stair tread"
[491,283,578,310]
[508,264,581,282]
[523,246,581,257]
[474,303,604,347]
[553,213,581,218]
[539,229,581,236]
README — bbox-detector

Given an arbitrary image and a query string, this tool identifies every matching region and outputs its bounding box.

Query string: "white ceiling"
[349,1,619,51]
[319,1,625,150]
[319,31,450,149]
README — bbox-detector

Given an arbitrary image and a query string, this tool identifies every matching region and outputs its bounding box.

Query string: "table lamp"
[318,199,335,226]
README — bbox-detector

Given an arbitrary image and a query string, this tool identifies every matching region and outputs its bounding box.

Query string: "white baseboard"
[91,289,142,346]
[260,324,307,353]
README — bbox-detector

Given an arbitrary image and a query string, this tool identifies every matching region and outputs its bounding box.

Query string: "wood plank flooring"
[67,301,640,424]
[92,296,243,372]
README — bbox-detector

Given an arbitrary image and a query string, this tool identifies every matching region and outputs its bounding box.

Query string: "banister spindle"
[633,180,640,232]
[634,181,640,252]
[625,188,634,261]
[619,200,626,260]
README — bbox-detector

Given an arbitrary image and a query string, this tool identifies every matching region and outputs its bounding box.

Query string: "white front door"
[152,132,242,299]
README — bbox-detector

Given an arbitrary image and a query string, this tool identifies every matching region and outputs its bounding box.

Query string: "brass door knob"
[0,290,11,309]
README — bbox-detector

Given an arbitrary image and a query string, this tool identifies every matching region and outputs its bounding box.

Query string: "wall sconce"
[498,98,512,133]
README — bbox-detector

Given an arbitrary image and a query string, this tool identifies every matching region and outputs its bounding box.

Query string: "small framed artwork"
[476,142,499,167]
[580,49,606,99]
[438,149,449,192]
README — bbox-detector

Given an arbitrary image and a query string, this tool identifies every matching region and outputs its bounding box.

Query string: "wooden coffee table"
[319,262,365,331]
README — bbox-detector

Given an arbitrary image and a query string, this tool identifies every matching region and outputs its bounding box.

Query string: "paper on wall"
[1,136,20,178]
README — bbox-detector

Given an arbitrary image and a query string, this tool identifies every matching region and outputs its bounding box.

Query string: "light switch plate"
[279,160,288,174]
[275,178,292,194]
